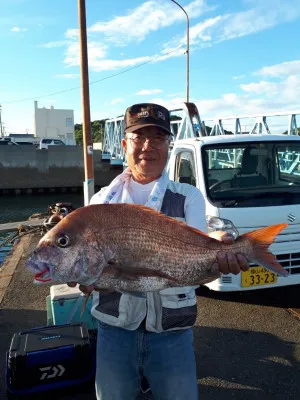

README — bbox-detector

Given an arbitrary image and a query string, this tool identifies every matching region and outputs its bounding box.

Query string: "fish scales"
[26,204,289,292]
[94,221,218,287]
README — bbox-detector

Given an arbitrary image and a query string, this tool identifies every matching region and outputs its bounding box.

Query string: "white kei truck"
[167,103,300,292]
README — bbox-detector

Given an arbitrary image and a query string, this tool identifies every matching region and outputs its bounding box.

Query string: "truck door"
[173,150,197,187]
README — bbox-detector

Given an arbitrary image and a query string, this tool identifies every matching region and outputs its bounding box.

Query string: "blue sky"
[0,0,299,134]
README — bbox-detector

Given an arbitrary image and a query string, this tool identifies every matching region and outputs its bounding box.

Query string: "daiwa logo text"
[39,364,65,380]
[40,335,61,341]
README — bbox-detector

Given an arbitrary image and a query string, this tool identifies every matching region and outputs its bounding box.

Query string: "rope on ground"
[0,202,76,249]
[0,224,48,248]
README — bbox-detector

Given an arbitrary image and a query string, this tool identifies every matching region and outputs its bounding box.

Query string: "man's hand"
[209,231,249,275]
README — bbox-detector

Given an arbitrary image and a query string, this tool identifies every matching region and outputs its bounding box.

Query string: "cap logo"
[157,110,166,121]
[124,103,171,134]
[137,111,149,118]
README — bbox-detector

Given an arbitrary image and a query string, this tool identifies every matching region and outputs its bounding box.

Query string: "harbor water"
[0,193,84,266]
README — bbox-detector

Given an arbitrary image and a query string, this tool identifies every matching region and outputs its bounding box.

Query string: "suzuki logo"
[39,364,65,380]
[288,213,296,223]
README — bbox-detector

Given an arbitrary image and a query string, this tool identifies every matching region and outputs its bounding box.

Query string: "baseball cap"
[124,103,171,134]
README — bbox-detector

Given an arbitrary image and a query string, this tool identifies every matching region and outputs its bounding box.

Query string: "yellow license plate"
[241,267,277,288]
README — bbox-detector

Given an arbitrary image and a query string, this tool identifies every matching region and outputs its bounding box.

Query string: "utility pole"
[170,0,190,103]
[78,0,94,205]
[0,105,3,137]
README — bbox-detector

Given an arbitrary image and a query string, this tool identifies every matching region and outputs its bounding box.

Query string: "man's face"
[122,126,170,182]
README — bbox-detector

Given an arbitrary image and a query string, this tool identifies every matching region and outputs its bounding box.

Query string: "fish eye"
[56,235,70,248]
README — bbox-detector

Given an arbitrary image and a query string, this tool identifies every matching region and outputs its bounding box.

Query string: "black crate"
[6,323,96,396]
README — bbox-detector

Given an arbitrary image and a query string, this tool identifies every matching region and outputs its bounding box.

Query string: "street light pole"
[170,0,190,103]
[78,0,95,205]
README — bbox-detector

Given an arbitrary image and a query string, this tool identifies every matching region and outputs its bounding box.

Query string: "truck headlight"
[206,216,239,239]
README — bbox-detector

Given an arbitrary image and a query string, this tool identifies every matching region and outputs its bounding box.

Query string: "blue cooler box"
[6,323,96,395]
[49,284,98,330]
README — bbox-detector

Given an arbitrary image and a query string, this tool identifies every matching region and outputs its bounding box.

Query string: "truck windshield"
[203,141,300,207]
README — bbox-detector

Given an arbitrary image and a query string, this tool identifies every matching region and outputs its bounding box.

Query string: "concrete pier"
[0,146,122,194]
[0,219,45,234]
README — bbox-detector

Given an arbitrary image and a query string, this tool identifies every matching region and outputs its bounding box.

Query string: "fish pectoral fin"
[80,292,91,318]
[102,265,178,283]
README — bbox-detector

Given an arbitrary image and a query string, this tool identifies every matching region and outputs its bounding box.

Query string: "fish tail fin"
[241,223,289,277]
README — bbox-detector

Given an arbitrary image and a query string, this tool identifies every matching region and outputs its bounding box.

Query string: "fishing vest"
[91,180,199,333]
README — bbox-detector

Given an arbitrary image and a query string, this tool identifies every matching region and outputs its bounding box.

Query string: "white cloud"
[94,55,300,122]
[65,28,78,40]
[136,89,163,95]
[197,95,281,120]
[11,26,27,32]
[149,96,186,111]
[239,59,300,109]
[198,78,300,119]
[189,15,225,45]
[64,41,108,68]
[195,93,299,135]
[64,42,184,71]
[240,81,279,95]
[178,0,300,49]
[60,1,208,71]
[255,60,300,77]
[149,57,300,121]
[88,0,211,46]
[49,0,300,78]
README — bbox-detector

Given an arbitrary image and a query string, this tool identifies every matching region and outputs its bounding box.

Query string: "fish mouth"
[34,268,52,283]
[26,258,53,283]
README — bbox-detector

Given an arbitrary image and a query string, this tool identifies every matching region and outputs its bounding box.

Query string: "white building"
[34,101,76,145]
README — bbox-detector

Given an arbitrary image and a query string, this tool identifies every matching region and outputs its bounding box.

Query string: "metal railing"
[203,111,300,136]
[101,104,300,165]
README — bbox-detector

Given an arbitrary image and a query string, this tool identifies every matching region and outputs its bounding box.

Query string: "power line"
[2,46,184,105]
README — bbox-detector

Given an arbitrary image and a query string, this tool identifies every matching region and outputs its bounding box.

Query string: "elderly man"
[70,103,248,400]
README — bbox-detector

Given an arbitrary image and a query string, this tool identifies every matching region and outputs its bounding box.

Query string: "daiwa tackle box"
[6,323,96,396]
[49,283,98,330]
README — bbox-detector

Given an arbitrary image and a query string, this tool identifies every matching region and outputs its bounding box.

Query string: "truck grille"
[221,276,232,284]
[249,253,300,275]
[276,252,300,274]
